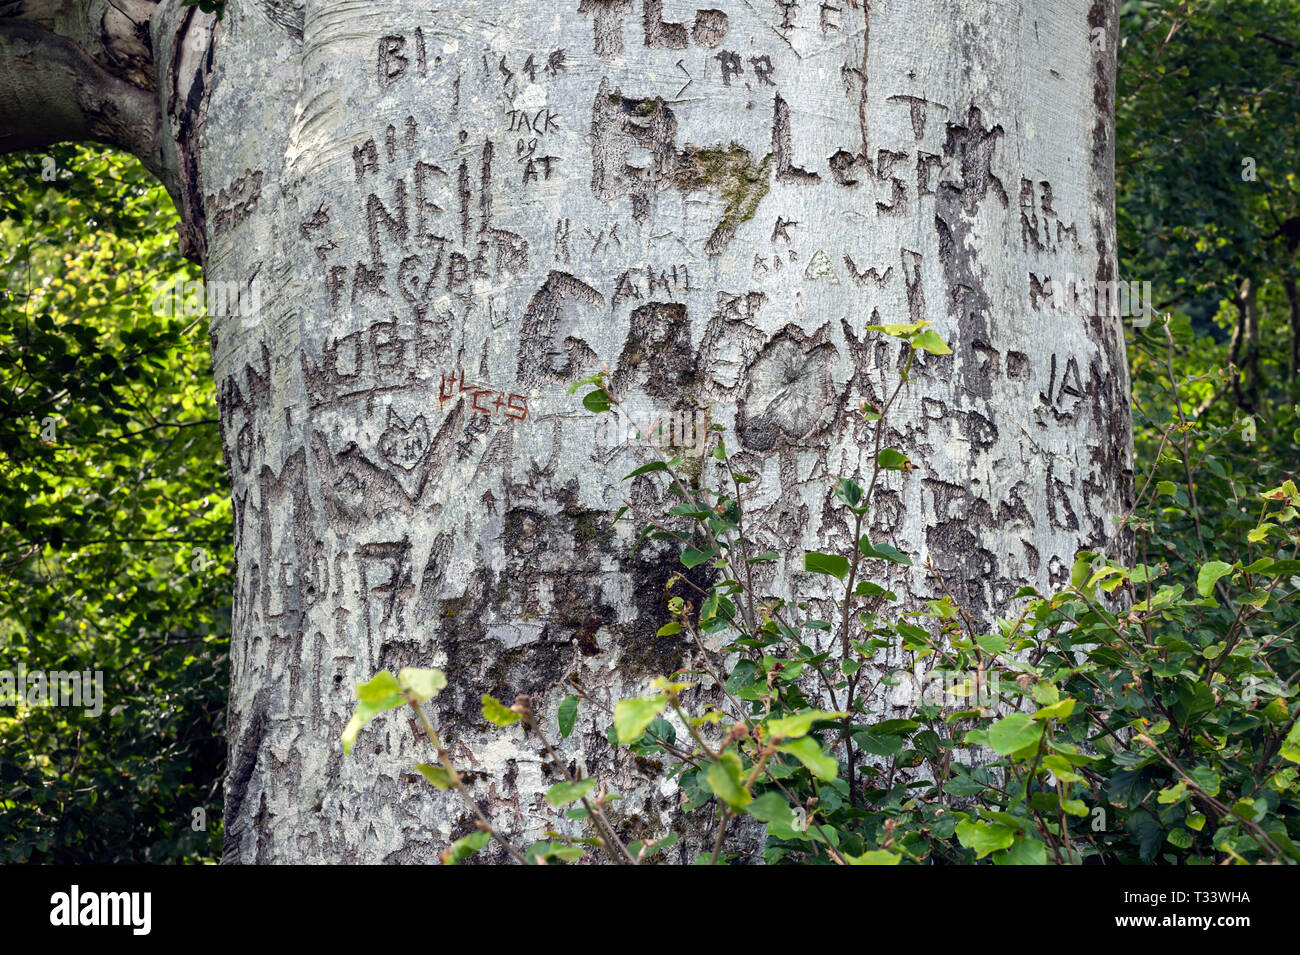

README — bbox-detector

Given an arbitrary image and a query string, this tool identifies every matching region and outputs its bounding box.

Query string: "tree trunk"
[1,0,1133,863]
[1280,219,1299,387]
[1230,277,1261,413]
[1285,275,1299,387]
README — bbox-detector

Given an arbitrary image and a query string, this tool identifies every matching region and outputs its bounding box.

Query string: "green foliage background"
[0,146,229,862]
[0,0,1297,863]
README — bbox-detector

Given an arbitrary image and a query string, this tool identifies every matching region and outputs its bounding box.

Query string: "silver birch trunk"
[1,0,1132,863]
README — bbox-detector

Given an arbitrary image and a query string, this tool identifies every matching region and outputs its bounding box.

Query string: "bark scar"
[165,4,216,265]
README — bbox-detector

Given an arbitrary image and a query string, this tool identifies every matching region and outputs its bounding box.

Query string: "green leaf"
[1070,553,1095,589]
[1196,560,1235,598]
[835,477,863,507]
[1086,566,1126,589]
[482,694,522,726]
[804,551,850,580]
[868,718,920,736]
[1248,526,1275,545]
[1062,798,1089,817]
[1034,698,1075,721]
[614,694,667,744]
[526,841,585,863]
[1282,722,1300,764]
[854,580,897,599]
[745,791,794,826]
[765,709,847,741]
[564,374,595,394]
[955,819,1016,859]
[1188,766,1221,797]
[398,667,446,702]
[546,778,597,806]
[706,749,753,809]
[444,830,490,864]
[415,763,454,790]
[846,849,902,864]
[356,671,402,703]
[1158,781,1189,805]
[1042,755,1083,783]
[623,461,669,480]
[776,736,838,780]
[993,835,1048,865]
[859,540,912,565]
[557,695,579,739]
[582,389,611,413]
[876,448,909,470]
[866,320,927,337]
[987,713,1043,755]
[910,329,952,355]
[341,673,409,754]
[681,547,713,568]
[631,833,680,861]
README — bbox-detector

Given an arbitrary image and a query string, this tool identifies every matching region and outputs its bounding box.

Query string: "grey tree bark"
[1,0,1133,863]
